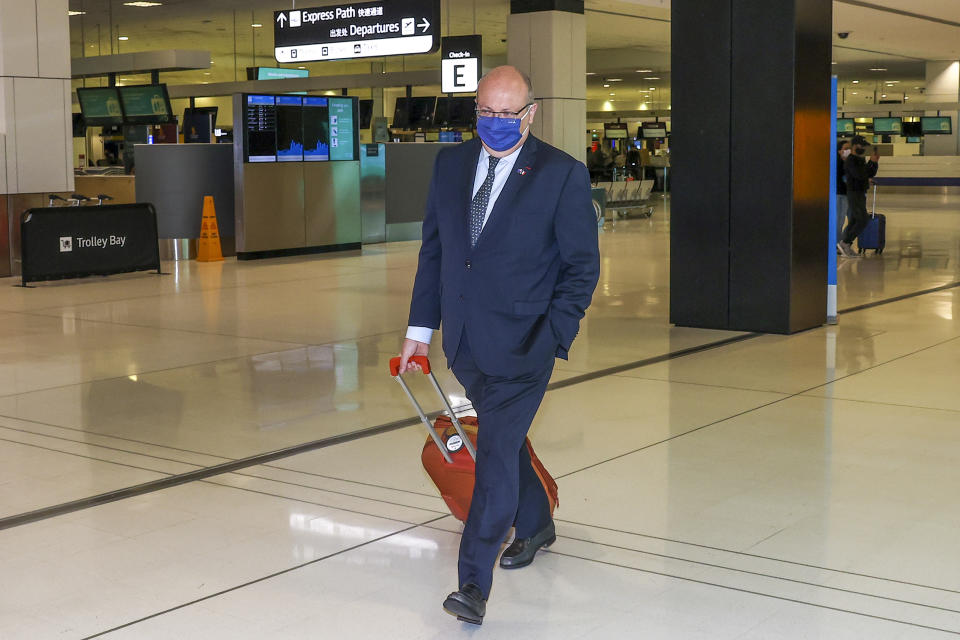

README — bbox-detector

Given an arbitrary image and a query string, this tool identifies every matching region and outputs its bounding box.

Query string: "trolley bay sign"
[274,0,440,63]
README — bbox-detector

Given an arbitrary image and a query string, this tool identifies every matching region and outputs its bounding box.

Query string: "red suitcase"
[390,356,559,522]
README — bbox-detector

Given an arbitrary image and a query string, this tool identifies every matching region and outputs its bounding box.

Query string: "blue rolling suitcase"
[858,184,886,255]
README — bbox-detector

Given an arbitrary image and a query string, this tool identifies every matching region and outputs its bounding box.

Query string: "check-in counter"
[72,175,136,203]
[383,142,456,241]
[134,143,235,259]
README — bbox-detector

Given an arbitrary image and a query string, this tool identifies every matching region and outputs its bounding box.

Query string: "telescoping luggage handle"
[389,355,477,464]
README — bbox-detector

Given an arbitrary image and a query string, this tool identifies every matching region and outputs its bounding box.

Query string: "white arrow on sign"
[418,18,430,32]
[277,13,287,27]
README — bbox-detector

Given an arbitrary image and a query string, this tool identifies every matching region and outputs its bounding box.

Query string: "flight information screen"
[276,96,304,162]
[303,97,330,161]
[246,95,277,162]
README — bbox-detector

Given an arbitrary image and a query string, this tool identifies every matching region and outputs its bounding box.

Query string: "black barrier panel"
[21,204,161,285]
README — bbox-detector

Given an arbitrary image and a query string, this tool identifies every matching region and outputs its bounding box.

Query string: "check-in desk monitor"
[243,94,359,162]
[235,93,362,258]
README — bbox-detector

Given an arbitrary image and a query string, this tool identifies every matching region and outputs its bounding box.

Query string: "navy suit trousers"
[451,334,553,599]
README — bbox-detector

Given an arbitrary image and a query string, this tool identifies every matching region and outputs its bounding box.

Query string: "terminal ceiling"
[67,0,960,110]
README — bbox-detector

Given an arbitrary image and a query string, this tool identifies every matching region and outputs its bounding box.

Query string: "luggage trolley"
[592,179,656,226]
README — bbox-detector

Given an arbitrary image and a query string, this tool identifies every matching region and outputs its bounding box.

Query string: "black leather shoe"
[442,583,485,625]
[499,520,556,569]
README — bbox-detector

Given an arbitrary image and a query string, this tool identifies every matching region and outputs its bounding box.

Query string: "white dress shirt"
[406,143,525,345]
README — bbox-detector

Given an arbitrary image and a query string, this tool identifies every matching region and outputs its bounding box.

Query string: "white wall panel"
[13,77,70,193]
[36,0,70,79]
[2,76,17,191]
[0,133,7,193]
[0,0,40,77]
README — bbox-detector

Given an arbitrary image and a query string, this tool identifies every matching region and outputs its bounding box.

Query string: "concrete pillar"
[924,61,959,156]
[507,0,586,162]
[670,0,831,334]
[0,0,74,276]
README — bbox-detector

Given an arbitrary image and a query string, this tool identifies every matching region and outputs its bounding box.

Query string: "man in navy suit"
[397,65,600,624]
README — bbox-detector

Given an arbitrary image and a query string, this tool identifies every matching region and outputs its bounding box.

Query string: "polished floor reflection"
[0,192,959,638]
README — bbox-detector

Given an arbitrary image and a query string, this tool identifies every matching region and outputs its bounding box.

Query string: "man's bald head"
[477,66,534,109]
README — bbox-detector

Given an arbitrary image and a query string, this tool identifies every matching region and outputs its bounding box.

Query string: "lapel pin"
[517,165,532,176]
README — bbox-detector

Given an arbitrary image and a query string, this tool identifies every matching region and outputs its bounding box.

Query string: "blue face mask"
[476,106,531,152]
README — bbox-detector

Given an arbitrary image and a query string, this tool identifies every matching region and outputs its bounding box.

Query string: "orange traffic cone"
[197,195,224,262]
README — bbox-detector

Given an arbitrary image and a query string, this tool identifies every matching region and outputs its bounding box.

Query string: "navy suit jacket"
[408,136,600,378]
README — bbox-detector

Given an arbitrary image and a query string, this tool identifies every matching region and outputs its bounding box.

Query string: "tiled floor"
[1,192,959,638]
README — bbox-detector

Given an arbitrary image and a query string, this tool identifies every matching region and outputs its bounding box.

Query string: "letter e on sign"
[441,58,478,93]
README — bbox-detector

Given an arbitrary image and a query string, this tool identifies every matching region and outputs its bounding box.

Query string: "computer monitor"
[244,94,278,162]
[358,99,373,129]
[901,121,922,137]
[393,96,436,129]
[76,87,124,127]
[276,96,304,162]
[641,126,667,139]
[303,97,330,161]
[328,96,358,161]
[434,97,476,127]
[183,106,218,130]
[117,84,174,125]
[921,116,952,135]
[872,117,902,136]
[836,118,855,135]
[72,113,86,137]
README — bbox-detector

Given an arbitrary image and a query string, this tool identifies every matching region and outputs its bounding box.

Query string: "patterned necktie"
[469,155,500,248]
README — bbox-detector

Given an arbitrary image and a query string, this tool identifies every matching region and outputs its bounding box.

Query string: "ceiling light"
[608,78,623,82]
[609,93,615,96]
[68,10,86,15]
[881,94,887,98]
[603,83,610,88]
[251,23,263,27]
[831,61,837,65]
[586,72,596,76]
[649,87,656,91]
[904,96,909,100]
[869,67,887,71]
[298,66,306,69]
[851,91,858,95]
[852,80,860,84]
[203,72,211,75]
[118,35,129,40]
[644,77,660,81]
[636,69,653,73]
[123,1,162,6]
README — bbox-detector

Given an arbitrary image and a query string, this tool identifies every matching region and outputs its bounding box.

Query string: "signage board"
[604,122,628,139]
[441,35,481,94]
[21,204,161,285]
[274,0,440,62]
[328,97,356,161]
[247,67,310,81]
[117,84,174,124]
[76,87,124,126]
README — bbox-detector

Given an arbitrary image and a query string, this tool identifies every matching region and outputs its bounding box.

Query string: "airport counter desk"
[875,156,960,190]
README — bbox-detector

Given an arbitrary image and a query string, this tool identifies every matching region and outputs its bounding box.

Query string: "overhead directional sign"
[274,0,440,63]
[441,35,481,94]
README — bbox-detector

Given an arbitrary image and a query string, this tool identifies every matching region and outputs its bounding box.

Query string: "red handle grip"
[390,355,431,376]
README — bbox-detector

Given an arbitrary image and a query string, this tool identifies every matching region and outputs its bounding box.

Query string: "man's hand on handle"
[398,338,429,374]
